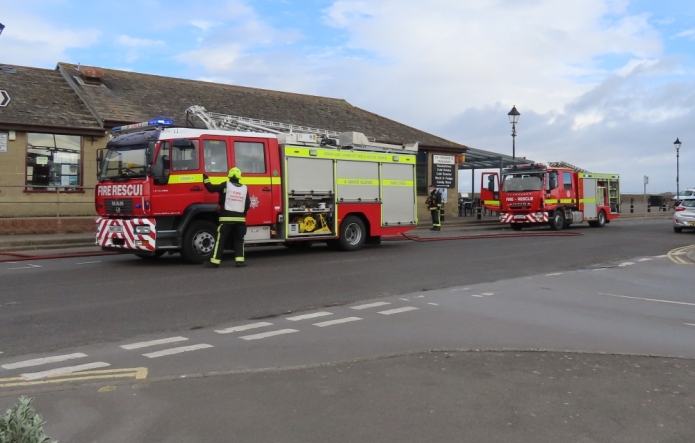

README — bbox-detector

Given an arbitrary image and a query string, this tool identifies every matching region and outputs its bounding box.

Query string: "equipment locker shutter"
[337,161,379,201]
[381,163,416,225]
[286,157,334,194]
[583,178,597,219]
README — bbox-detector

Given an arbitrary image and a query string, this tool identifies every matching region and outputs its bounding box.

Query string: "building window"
[234,142,266,174]
[416,150,428,195]
[26,133,82,191]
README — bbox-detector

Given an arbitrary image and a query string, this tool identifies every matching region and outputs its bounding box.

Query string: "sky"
[1,0,694,194]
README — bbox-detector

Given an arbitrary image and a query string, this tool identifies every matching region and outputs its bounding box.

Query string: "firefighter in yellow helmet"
[202,167,251,268]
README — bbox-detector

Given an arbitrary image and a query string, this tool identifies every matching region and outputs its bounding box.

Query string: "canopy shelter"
[458,146,535,198]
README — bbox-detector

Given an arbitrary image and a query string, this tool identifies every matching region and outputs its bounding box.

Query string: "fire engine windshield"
[502,173,544,192]
[99,144,148,181]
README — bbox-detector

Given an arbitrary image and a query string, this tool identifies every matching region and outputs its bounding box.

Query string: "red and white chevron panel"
[500,212,549,224]
[95,217,156,251]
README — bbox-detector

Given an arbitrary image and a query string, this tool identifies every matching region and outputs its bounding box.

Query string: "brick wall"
[0,217,95,235]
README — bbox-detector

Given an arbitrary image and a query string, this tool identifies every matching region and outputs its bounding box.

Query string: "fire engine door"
[166,139,206,214]
[230,138,274,226]
[480,172,500,211]
[201,136,230,206]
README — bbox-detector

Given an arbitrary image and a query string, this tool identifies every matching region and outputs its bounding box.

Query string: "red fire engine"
[94,111,419,263]
[480,162,620,230]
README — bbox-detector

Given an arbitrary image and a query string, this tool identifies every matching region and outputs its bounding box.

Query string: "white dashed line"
[378,306,419,315]
[399,298,409,301]
[656,255,668,258]
[416,295,425,298]
[7,264,41,270]
[618,262,635,267]
[684,323,695,327]
[638,258,652,262]
[2,353,87,370]
[121,336,189,350]
[21,362,111,381]
[427,303,439,306]
[143,344,214,358]
[545,273,562,276]
[240,329,299,341]
[450,287,471,292]
[351,302,391,310]
[481,292,494,296]
[76,261,102,265]
[286,312,332,321]
[313,317,362,327]
[599,293,695,307]
[215,322,273,334]
[471,294,484,298]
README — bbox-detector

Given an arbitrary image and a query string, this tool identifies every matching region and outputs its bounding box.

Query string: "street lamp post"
[507,106,520,165]
[674,138,682,203]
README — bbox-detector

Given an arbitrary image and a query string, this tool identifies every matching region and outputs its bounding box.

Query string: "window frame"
[24,132,84,193]
[233,140,267,175]
[562,171,573,190]
[171,139,200,172]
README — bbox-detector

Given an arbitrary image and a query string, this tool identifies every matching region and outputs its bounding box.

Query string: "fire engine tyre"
[511,224,523,231]
[589,210,607,228]
[182,220,218,264]
[339,216,366,251]
[550,210,565,231]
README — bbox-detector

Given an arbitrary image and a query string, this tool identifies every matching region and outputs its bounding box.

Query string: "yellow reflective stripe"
[560,199,575,204]
[578,173,620,179]
[337,178,379,186]
[579,198,597,203]
[285,147,416,164]
[483,200,500,205]
[382,180,414,187]
[219,216,246,222]
[169,174,203,184]
[241,177,280,185]
[546,199,559,204]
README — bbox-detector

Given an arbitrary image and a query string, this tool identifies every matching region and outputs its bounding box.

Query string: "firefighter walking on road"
[203,167,251,268]
[427,185,442,231]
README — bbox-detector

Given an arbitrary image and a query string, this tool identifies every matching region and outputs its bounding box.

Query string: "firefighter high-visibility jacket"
[203,177,251,221]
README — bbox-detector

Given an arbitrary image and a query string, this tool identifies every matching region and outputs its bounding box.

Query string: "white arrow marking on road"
[599,293,695,307]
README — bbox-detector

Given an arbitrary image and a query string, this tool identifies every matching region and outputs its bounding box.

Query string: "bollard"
[441,206,445,222]
[630,198,634,214]
[661,202,666,212]
[476,205,482,220]
[647,204,651,213]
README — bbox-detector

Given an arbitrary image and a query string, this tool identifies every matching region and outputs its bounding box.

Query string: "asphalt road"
[0,218,692,357]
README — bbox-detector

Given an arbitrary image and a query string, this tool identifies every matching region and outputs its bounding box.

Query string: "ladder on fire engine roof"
[548,161,589,173]
[184,105,418,153]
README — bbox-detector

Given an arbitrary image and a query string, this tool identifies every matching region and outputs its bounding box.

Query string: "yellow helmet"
[228,167,242,179]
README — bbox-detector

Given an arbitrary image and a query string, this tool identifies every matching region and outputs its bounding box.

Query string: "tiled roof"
[58,63,465,150]
[0,64,102,133]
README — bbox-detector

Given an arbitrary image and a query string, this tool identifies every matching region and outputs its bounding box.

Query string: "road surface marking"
[618,262,635,267]
[399,298,409,301]
[599,293,695,307]
[545,273,562,276]
[638,258,652,262]
[416,295,425,298]
[481,292,494,296]
[76,261,101,265]
[313,317,362,327]
[685,323,695,327]
[2,353,87,370]
[121,336,189,350]
[143,344,213,358]
[471,295,484,298]
[286,312,332,321]
[21,362,111,381]
[378,306,419,315]
[351,302,390,310]
[240,329,298,341]
[656,255,668,258]
[427,303,439,306]
[667,245,695,265]
[0,368,147,389]
[215,322,273,334]
[7,264,41,270]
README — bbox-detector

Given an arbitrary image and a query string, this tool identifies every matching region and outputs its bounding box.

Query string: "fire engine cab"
[94,112,419,263]
[480,162,620,230]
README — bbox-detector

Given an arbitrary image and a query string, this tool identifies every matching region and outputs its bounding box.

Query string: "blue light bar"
[112,118,174,132]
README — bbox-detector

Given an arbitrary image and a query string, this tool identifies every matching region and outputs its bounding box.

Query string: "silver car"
[674,199,695,233]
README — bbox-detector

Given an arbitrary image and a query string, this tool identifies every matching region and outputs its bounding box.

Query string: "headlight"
[135,225,151,234]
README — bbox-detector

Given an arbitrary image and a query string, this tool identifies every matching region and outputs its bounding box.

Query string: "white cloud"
[673,29,695,39]
[116,35,165,48]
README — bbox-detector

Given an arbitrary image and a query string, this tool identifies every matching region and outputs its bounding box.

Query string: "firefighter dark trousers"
[430,206,441,228]
[211,222,247,265]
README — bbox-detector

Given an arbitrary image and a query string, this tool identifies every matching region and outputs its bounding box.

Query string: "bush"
[0,396,55,443]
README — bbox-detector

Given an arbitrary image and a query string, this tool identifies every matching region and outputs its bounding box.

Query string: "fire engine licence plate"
[108,226,123,233]
[514,215,526,219]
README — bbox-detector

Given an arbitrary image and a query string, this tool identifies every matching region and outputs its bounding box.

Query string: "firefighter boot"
[205,261,219,268]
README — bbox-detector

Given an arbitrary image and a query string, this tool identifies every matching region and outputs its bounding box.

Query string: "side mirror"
[487,175,495,192]
[146,142,156,165]
[96,149,105,179]
[548,173,558,190]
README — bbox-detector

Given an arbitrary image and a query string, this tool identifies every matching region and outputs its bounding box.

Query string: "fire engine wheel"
[339,216,366,251]
[550,210,565,231]
[511,224,523,231]
[589,210,606,228]
[182,220,217,264]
